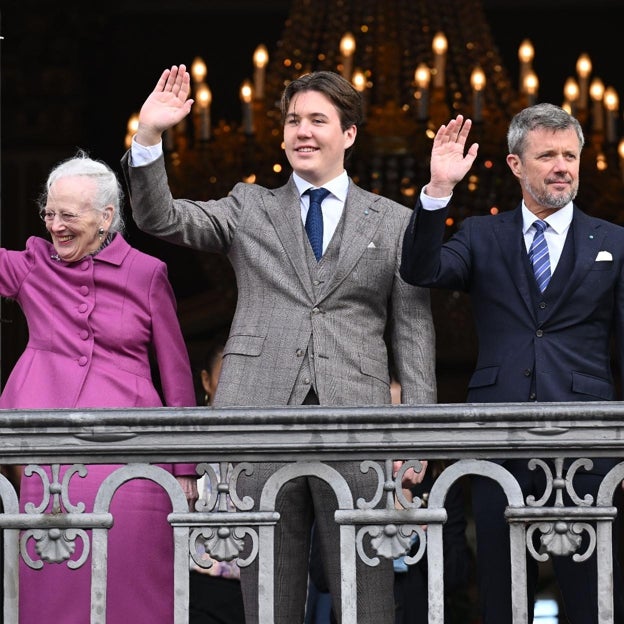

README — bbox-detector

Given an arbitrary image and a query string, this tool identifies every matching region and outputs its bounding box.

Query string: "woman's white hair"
[40,149,125,234]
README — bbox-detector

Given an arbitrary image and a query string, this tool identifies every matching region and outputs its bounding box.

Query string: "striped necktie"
[528,219,551,292]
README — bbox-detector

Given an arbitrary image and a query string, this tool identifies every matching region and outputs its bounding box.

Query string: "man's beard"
[523,174,578,210]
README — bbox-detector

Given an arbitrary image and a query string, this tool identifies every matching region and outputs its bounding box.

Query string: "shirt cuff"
[130,136,163,167]
[419,188,452,211]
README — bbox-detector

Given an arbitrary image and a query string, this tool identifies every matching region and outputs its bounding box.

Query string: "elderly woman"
[0,150,197,623]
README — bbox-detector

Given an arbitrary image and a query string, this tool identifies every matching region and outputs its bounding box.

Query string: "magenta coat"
[0,234,196,623]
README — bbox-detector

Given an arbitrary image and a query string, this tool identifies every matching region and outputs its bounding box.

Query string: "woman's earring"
[98,227,105,241]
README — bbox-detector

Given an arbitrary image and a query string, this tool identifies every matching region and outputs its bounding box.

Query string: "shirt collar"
[293,171,349,203]
[521,201,573,236]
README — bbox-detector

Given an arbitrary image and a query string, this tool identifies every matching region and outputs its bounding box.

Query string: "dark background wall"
[2,1,623,195]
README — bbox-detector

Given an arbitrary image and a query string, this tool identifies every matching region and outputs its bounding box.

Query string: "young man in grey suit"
[400,103,624,623]
[122,65,436,624]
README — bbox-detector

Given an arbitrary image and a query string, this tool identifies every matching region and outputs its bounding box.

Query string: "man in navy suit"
[400,103,624,623]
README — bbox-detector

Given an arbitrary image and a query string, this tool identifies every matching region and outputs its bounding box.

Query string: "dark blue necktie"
[305,188,330,261]
[528,219,551,292]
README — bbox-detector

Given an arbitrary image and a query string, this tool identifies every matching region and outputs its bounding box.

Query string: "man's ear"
[506,153,522,178]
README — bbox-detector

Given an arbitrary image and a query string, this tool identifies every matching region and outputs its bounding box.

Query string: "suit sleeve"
[400,199,449,285]
[120,150,241,254]
[390,211,437,405]
[400,198,472,292]
[616,256,624,400]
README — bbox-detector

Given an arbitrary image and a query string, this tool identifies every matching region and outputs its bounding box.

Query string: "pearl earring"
[98,227,105,241]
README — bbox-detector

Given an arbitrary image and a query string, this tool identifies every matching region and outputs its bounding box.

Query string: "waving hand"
[425,115,479,198]
[135,65,194,147]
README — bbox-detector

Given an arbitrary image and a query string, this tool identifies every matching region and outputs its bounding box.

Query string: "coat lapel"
[495,205,605,324]
[263,179,386,302]
[265,179,316,298]
[542,206,605,320]
[493,206,536,319]
[322,182,384,300]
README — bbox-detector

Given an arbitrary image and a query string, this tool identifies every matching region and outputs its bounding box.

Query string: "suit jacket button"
[524,369,532,377]
[536,329,543,337]
[529,392,536,400]
[296,349,304,357]
[539,302,546,309]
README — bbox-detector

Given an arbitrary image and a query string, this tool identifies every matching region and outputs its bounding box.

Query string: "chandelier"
[124,0,624,364]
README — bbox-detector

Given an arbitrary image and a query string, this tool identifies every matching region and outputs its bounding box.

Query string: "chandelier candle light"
[432,31,447,90]
[126,0,622,222]
[414,63,431,122]
[339,32,356,81]
[253,44,269,100]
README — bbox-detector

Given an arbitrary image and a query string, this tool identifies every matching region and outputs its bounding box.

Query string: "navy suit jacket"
[400,201,624,407]
[401,200,624,621]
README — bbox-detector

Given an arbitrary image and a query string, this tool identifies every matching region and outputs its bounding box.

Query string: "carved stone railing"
[1,401,624,624]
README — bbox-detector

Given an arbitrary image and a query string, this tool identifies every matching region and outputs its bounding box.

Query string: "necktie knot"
[529,219,551,293]
[308,187,331,205]
[305,188,330,261]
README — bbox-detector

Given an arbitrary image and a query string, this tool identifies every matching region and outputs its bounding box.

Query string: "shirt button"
[78,356,88,366]
[296,349,304,357]
[536,329,543,337]
[303,378,311,385]
[311,307,320,315]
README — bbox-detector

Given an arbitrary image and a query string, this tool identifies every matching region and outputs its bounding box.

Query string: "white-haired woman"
[0,150,197,623]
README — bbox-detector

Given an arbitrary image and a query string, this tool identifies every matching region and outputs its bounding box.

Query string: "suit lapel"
[496,205,604,323]
[542,206,605,320]
[493,206,536,319]
[263,179,386,301]
[265,179,316,298]
[322,182,384,300]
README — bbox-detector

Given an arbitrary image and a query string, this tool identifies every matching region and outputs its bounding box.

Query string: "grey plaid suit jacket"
[121,152,436,409]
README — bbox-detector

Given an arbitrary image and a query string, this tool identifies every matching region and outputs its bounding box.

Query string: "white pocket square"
[367,241,376,248]
[596,250,613,261]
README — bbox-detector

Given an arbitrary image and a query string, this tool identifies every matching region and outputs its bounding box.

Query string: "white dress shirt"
[293,171,349,256]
